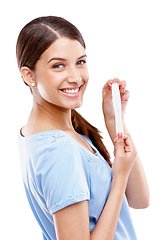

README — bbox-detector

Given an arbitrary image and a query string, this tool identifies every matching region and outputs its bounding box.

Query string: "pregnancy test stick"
[112,83,124,136]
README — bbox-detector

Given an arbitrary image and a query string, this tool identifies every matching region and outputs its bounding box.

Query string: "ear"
[21,67,36,87]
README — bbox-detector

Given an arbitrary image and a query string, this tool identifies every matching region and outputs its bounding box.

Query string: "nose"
[67,66,82,84]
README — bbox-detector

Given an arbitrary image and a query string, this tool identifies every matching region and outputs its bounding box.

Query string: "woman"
[17,16,149,240]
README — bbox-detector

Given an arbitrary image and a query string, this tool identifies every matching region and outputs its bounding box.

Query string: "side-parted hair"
[16,16,112,167]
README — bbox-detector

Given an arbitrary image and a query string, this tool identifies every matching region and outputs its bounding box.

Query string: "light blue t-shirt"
[18,129,137,240]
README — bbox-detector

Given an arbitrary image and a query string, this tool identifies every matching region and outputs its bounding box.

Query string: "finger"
[124,134,131,147]
[121,90,130,102]
[103,78,122,98]
[115,133,125,157]
[119,80,127,94]
[124,138,130,147]
[102,79,115,96]
[107,78,121,89]
[113,136,117,144]
[112,78,122,85]
[102,80,111,96]
[124,146,131,153]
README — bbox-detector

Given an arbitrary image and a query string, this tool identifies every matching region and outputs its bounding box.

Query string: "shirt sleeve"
[35,141,90,215]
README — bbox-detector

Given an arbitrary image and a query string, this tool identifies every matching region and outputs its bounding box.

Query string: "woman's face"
[33,37,89,110]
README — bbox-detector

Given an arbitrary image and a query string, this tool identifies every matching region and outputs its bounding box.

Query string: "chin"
[71,103,82,110]
[68,100,83,110]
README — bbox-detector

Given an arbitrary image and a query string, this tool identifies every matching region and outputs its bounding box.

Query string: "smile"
[62,87,79,94]
[60,86,82,98]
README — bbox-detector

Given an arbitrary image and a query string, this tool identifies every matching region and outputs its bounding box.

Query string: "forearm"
[105,118,150,209]
[91,178,127,240]
[104,118,129,142]
[126,153,150,208]
[122,124,150,208]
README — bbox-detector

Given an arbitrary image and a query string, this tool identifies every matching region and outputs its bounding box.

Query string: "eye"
[77,60,86,66]
[53,63,64,69]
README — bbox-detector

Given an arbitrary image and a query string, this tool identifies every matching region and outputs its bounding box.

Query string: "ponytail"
[71,110,112,168]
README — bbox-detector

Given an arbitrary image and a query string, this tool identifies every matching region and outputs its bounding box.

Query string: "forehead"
[41,38,86,61]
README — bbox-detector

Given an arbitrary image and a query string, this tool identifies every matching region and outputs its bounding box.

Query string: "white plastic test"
[112,83,124,136]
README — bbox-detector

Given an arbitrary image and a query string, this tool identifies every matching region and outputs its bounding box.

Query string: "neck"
[27,98,74,133]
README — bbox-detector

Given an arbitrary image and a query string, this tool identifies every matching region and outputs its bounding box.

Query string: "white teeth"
[74,89,79,93]
[62,88,79,94]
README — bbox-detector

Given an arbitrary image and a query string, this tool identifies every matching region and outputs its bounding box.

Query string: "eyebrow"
[48,54,87,64]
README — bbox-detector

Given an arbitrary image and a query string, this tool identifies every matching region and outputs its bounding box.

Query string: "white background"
[1,0,168,239]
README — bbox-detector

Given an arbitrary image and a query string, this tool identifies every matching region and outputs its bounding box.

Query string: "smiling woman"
[16,16,149,240]
[20,38,89,110]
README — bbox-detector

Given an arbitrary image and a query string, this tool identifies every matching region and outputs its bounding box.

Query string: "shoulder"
[35,131,85,172]
[45,131,82,157]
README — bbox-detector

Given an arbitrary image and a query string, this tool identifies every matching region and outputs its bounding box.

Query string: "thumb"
[115,133,125,157]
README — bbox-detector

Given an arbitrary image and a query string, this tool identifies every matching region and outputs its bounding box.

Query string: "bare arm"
[53,200,90,240]
[124,121,150,208]
[104,118,150,209]
[102,78,150,209]
[125,152,150,208]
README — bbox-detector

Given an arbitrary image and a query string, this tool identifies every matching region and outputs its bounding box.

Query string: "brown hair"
[16,16,112,167]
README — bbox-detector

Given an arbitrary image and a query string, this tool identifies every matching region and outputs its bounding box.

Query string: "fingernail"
[118,133,123,138]
[113,137,117,143]
[112,79,121,84]
[121,88,125,93]
[108,83,112,90]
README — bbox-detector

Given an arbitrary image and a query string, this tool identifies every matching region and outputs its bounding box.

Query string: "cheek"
[37,71,63,90]
[36,73,62,101]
